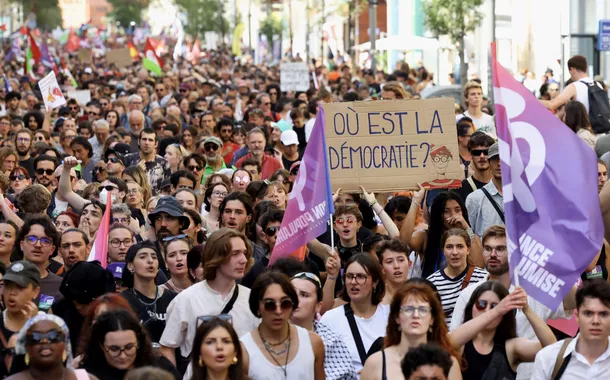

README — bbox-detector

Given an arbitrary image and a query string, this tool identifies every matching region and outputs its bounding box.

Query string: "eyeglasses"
[36,168,54,176]
[9,174,26,181]
[335,217,356,225]
[127,188,140,195]
[88,111,99,116]
[204,143,219,151]
[233,176,250,184]
[264,226,280,237]
[110,238,134,248]
[475,299,498,311]
[98,185,118,192]
[16,137,30,143]
[483,245,508,256]
[25,235,53,247]
[162,234,189,243]
[104,343,138,358]
[212,191,228,198]
[345,273,369,284]
[111,217,129,224]
[292,272,322,288]
[400,305,432,317]
[69,106,79,111]
[197,314,233,327]
[262,299,293,312]
[25,330,65,346]
[95,167,105,174]
[106,157,122,164]
[188,165,202,171]
[471,149,489,157]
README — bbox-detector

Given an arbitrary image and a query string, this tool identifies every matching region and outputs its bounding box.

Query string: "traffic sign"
[598,20,610,51]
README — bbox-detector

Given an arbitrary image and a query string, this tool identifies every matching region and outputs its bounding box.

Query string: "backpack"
[582,80,610,134]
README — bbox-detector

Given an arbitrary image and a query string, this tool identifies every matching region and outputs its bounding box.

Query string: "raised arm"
[0,194,23,228]
[307,239,333,261]
[321,250,340,314]
[508,301,557,365]
[360,186,399,238]
[58,156,88,213]
[399,185,426,252]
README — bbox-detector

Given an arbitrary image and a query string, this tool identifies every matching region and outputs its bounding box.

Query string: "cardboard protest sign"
[67,90,91,105]
[106,48,132,68]
[322,98,462,193]
[280,62,310,92]
[77,49,91,62]
[39,72,66,110]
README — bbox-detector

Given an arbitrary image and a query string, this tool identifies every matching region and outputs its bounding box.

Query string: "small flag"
[127,41,138,60]
[25,46,33,78]
[143,38,163,75]
[40,42,58,75]
[492,43,604,310]
[27,29,42,63]
[66,29,80,53]
[5,38,21,62]
[3,75,12,92]
[270,108,335,264]
[87,192,112,267]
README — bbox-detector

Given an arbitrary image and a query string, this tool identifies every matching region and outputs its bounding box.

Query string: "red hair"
[56,210,80,228]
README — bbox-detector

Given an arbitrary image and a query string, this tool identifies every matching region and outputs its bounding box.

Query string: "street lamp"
[369,0,377,75]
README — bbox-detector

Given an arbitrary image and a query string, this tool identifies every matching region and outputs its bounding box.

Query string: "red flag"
[145,38,164,68]
[66,29,80,53]
[27,29,42,63]
[0,24,6,31]
[19,26,27,35]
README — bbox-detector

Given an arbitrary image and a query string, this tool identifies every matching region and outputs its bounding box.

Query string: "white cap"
[281,130,299,146]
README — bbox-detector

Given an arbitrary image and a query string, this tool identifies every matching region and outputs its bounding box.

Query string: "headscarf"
[15,313,74,369]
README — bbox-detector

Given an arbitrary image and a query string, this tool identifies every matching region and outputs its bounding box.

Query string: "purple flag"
[40,42,54,70]
[5,38,20,62]
[270,109,334,265]
[492,48,603,310]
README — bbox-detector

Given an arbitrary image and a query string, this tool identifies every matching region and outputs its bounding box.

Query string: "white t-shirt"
[457,111,496,138]
[319,304,390,377]
[572,77,603,112]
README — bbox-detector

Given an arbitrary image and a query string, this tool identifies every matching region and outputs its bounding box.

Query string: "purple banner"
[492,49,603,310]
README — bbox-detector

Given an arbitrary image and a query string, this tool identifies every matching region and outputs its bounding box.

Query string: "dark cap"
[3,261,40,288]
[106,262,125,279]
[104,145,129,165]
[148,196,190,228]
[107,143,131,156]
[60,261,116,304]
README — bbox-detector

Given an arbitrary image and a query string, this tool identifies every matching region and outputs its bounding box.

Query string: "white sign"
[38,72,66,111]
[67,90,91,105]
[280,62,310,92]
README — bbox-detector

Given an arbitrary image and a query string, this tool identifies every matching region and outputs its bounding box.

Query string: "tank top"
[241,325,315,380]
[581,243,608,281]
[462,340,515,380]
[573,78,601,112]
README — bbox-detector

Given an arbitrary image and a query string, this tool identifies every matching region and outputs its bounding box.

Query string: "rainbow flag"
[87,192,111,267]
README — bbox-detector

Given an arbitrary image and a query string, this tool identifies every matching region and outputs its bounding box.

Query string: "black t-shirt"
[282,152,302,171]
[456,176,487,203]
[120,287,176,343]
[0,313,18,378]
[18,157,34,178]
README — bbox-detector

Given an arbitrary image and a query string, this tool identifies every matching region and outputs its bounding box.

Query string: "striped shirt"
[427,266,488,323]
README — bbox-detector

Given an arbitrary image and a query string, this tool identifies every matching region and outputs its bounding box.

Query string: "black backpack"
[582,80,610,134]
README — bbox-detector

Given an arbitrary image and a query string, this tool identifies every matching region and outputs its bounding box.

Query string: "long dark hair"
[190,318,248,380]
[463,280,517,344]
[81,309,156,370]
[564,100,593,133]
[422,191,470,277]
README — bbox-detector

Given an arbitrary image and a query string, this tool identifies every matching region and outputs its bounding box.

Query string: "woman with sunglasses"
[242,271,325,380]
[79,310,179,380]
[320,253,388,376]
[451,282,556,380]
[191,317,248,380]
[160,235,193,294]
[120,241,177,344]
[202,182,230,236]
[361,281,462,380]
[8,314,93,380]
[8,167,30,195]
[231,169,251,192]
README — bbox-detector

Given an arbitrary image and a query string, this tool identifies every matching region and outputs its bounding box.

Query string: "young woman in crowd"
[451,282,556,380]
[361,281,462,380]
[126,181,148,216]
[0,147,17,175]
[105,110,120,130]
[79,310,179,380]
[120,241,177,343]
[175,189,198,212]
[564,100,598,149]
[375,239,411,305]
[165,144,188,173]
[241,271,325,379]
[160,235,193,293]
[203,174,232,195]
[8,167,30,195]
[427,229,487,322]
[53,211,79,235]
[186,245,204,284]
[190,317,248,380]
[400,189,483,278]
[270,169,291,189]
[0,220,17,267]
[122,166,152,206]
[231,169,251,192]
[181,126,198,154]
[320,253,388,375]
[59,129,75,157]
[201,182,230,235]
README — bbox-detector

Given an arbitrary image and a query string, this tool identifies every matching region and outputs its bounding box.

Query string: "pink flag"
[87,192,111,267]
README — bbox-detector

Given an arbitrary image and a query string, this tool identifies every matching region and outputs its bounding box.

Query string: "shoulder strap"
[0,327,8,349]
[381,349,387,380]
[481,187,505,223]
[467,177,477,192]
[461,265,476,290]
[551,338,573,380]
[344,303,368,365]
[221,285,239,314]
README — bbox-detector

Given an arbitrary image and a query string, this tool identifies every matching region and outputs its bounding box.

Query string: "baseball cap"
[488,142,499,159]
[104,143,131,164]
[84,67,93,74]
[148,196,190,228]
[281,130,299,146]
[60,261,116,304]
[107,262,125,279]
[203,136,223,148]
[3,261,40,288]
[275,119,292,133]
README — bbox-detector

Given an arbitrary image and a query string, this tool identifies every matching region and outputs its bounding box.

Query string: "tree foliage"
[175,0,230,40]
[106,0,149,28]
[19,0,63,31]
[422,0,484,85]
[260,13,283,44]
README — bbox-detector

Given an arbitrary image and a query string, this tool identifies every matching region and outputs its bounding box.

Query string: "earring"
[24,353,29,366]
[231,356,238,365]
[62,350,67,362]
[398,326,401,332]
[198,356,203,367]
[429,326,433,333]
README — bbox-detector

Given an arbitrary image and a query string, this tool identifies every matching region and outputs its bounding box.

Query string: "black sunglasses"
[188,165,202,171]
[35,169,54,176]
[471,149,489,157]
[204,143,219,151]
[475,299,498,311]
[98,185,117,192]
[262,299,293,312]
[264,226,280,237]
[106,157,122,164]
[9,174,26,181]
[25,330,65,346]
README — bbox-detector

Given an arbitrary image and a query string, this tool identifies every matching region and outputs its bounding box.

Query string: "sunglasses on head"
[475,299,498,311]
[98,185,117,192]
[471,149,489,157]
[292,272,322,288]
[262,299,293,312]
[162,234,189,243]
[25,330,65,346]
[197,314,232,327]
[36,168,54,176]
[9,174,26,181]
[264,226,280,237]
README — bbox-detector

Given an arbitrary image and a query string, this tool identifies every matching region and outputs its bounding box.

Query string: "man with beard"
[456,132,494,202]
[450,225,577,380]
[201,136,233,183]
[124,127,171,195]
[218,118,240,165]
[235,128,282,180]
[15,129,34,177]
[33,154,57,193]
[218,191,264,261]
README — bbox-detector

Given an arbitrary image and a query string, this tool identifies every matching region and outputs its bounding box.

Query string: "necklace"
[260,324,292,378]
[132,287,159,320]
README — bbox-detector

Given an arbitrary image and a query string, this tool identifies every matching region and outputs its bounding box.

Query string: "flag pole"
[329,213,335,258]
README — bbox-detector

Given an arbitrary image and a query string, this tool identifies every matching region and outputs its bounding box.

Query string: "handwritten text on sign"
[322,99,463,192]
[280,62,310,92]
